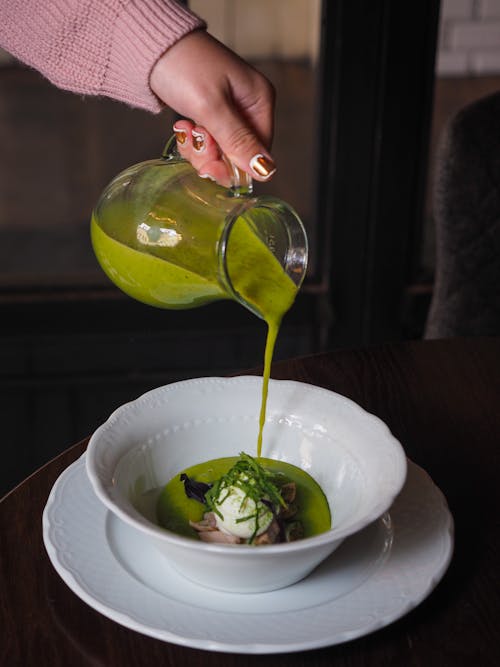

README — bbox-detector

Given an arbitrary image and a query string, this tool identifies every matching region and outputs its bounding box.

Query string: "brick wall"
[438,0,500,75]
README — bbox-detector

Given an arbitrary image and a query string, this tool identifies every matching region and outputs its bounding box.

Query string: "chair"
[425,91,500,339]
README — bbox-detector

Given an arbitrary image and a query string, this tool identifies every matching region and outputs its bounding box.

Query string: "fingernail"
[173,126,187,145]
[192,130,205,152]
[249,154,276,179]
[199,173,216,181]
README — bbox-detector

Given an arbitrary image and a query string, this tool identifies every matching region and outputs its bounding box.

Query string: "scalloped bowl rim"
[85,376,407,555]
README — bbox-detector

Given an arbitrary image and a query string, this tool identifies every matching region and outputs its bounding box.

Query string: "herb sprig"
[179,453,300,544]
[204,452,286,518]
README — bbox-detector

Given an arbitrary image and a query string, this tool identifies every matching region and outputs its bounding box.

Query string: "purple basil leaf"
[180,473,212,504]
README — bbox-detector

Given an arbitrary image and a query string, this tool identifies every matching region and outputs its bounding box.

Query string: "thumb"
[204,106,276,183]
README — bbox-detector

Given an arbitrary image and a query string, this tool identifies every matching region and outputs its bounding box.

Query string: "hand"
[150,30,276,185]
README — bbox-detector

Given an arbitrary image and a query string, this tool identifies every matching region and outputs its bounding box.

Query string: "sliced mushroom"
[197,530,242,544]
[253,519,281,545]
[280,482,296,503]
[189,511,217,532]
[285,520,304,542]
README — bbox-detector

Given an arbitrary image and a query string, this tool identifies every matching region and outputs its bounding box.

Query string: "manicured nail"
[199,173,216,181]
[249,153,276,179]
[192,130,205,152]
[173,126,187,145]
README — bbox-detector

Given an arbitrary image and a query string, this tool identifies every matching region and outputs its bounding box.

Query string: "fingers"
[173,120,223,174]
[206,79,277,183]
[172,119,276,187]
[171,121,229,186]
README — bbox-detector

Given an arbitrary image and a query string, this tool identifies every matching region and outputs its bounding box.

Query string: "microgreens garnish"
[180,453,302,544]
[203,452,287,541]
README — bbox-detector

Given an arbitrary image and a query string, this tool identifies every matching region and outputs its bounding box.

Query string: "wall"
[438,0,500,75]
[192,0,500,75]
[189,0,321,61]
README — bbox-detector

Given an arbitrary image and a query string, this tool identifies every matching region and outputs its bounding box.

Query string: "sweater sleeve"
[0,0,206,112]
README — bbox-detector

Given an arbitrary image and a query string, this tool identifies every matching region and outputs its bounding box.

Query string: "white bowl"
[86,376,407,593]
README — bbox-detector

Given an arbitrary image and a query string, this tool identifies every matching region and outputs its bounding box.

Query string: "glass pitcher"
[91,137,308,320]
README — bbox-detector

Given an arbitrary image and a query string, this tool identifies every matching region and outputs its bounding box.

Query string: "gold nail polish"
[249,154,276,179]
[174,128,187,145]
[192,131,205,152]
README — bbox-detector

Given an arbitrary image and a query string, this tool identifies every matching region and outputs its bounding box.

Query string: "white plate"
[43,455,453,654]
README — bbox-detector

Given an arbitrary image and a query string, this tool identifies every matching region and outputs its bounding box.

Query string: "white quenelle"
[214,476,274,538]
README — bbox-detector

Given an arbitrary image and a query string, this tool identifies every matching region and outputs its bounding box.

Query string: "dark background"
[0,0,483,495]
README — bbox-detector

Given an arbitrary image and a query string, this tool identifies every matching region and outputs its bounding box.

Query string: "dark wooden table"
[1,338,499,666]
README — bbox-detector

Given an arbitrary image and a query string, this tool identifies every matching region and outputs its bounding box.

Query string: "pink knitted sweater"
[0,0,205,112]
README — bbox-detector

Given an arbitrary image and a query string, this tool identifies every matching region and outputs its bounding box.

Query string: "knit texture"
[425,91,500,338]
[0,0,205,112]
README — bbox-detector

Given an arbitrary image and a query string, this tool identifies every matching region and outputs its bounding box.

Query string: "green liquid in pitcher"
[91,190,298,457]
[91,220,226,308]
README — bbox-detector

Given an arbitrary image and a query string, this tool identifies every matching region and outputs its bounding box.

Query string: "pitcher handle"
[162,135,253,197]
[221,156,253,197]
